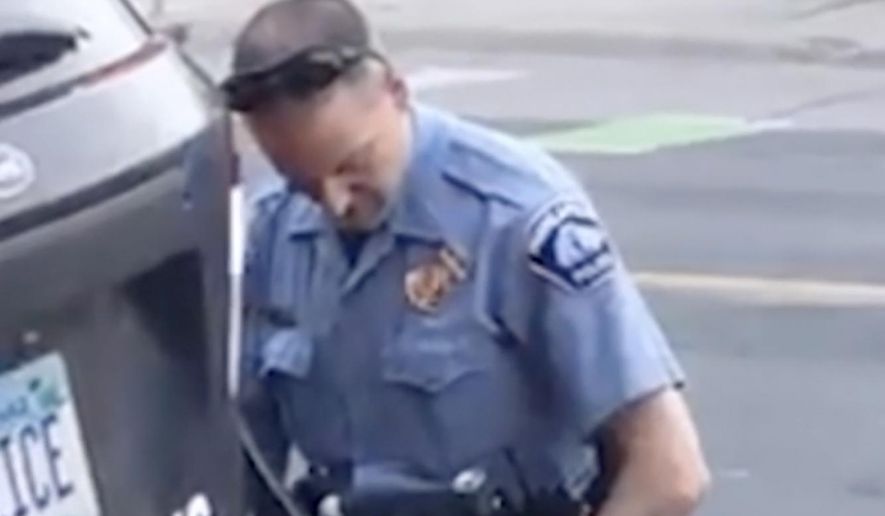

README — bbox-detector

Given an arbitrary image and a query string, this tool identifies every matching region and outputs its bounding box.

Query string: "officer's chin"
[337,203,392,232]
[334,213,384,233]
[335,220,371,233]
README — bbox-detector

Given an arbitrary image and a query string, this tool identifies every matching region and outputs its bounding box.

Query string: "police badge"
[404,247,467,312]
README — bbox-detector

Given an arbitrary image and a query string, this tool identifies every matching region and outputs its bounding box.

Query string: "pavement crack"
[765,83,885,119]
[793,0,885,20]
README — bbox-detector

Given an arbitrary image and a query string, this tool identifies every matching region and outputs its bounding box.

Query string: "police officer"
[224,1,710,515]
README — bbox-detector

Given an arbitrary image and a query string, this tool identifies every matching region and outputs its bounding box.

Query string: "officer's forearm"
[593,389,710,516]
[594,471,701,516]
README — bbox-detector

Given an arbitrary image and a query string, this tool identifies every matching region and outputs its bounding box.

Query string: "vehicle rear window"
[0,0,147,103]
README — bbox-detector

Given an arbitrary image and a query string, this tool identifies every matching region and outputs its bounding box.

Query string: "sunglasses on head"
[221,45,379,113]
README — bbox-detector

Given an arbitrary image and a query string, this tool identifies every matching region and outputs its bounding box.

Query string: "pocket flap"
[382,338,482,393]
[260,328,315,379]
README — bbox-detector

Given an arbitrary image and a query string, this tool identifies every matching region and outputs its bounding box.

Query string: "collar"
[285,189,326,236]
[388,104,452,243]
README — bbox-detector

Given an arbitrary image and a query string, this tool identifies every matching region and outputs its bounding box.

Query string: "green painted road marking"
[531,113,786,155]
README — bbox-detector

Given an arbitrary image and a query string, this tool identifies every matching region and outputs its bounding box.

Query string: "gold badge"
[405,247,467,312]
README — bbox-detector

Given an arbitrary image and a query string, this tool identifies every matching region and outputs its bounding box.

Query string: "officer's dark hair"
[231,0,374,80]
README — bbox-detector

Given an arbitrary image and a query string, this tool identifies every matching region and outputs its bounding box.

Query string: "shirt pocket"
[382,319,489,394]
[260,327,316,380]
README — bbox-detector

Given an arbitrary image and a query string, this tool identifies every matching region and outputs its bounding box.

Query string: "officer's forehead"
[232,0,370,77]
[248,88,379,156]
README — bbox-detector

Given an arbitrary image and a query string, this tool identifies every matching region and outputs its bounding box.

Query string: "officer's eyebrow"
[232,0,372,78]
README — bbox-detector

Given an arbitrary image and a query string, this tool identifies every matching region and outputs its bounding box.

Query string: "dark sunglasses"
[221,46,380,113]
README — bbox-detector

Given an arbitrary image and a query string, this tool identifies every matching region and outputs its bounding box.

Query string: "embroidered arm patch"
[527,199,614,290]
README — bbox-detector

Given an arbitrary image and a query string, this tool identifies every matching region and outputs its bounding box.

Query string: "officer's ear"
[383,67,409,111]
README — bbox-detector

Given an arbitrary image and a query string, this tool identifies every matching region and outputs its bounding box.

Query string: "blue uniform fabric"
[241,105,684,495]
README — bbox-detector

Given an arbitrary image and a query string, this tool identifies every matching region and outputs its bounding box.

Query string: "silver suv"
[0,2,242,515]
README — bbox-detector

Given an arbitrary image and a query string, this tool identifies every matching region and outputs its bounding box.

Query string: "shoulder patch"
[527,199,614,290]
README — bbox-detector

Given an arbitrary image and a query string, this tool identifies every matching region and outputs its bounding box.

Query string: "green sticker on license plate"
[0,353,101,516]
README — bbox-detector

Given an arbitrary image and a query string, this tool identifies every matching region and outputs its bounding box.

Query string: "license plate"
[0,353,100,516]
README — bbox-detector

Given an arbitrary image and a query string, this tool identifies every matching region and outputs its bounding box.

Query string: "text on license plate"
[0,353,100,516]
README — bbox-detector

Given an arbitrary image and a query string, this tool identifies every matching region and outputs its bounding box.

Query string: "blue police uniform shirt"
[242,104,685,495]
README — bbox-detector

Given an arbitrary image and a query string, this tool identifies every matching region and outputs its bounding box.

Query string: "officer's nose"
[321,176,355,220]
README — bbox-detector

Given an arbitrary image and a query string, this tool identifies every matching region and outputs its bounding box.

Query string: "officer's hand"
[293,474,339,516]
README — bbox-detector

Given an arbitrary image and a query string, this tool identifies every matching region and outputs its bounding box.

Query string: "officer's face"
[246,68,410,232]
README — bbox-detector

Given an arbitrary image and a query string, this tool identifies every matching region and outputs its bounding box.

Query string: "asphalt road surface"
[557,133,885,516]
[229,25,885,516]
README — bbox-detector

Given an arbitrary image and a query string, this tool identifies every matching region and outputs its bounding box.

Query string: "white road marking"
[406,66,526,92]
[635,271,885,307]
